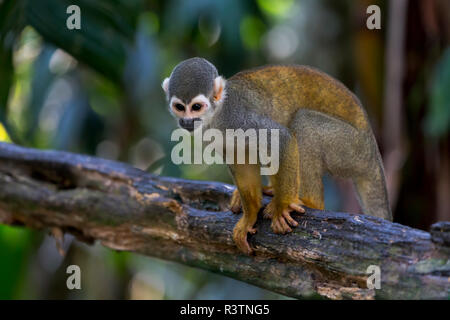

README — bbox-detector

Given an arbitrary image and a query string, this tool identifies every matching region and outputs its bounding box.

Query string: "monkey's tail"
[352,139,392,221]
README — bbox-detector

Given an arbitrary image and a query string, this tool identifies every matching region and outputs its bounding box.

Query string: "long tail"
[353,137,392,221]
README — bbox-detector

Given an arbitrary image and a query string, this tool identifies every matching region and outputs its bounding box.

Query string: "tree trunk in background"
[382,0,408,214]
[395,0,450,230]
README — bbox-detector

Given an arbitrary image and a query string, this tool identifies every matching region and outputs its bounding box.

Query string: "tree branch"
[0,142,448,299]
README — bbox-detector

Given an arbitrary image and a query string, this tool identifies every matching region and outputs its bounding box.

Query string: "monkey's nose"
[179,118,201,131]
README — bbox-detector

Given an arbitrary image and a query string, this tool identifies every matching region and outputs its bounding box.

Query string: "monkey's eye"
[174,104,185,112]
[191,103,202,111]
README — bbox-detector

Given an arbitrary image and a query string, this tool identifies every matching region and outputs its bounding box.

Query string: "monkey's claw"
[271,211,295,234]
[235,237,253,255]
[233,223,257,255]
[289,202,305,214]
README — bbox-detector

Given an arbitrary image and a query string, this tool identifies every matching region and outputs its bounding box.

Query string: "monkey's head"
[162,57,226,132]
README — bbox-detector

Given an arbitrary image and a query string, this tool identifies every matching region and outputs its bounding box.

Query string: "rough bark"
[0,142,448,300]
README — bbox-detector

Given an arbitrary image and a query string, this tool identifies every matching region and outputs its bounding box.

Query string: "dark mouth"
[179,118,201,132]
[181,124,195,132]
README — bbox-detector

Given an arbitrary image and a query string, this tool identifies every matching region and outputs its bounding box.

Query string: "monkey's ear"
[162,77,170,94]
[213,76,226,104]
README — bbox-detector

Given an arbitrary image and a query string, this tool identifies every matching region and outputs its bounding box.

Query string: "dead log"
[0,142,448,299]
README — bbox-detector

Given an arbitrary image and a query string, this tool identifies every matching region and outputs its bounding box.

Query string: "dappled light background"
[0,0,448,299]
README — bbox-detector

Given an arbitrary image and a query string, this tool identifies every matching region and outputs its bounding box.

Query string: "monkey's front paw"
[271,211,296,234]
[232,222,257,255]
[264,200,305,234]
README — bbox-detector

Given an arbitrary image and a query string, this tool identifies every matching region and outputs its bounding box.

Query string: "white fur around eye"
[189,94,210,110]
[169,96,184,116]
[170,96,183,106]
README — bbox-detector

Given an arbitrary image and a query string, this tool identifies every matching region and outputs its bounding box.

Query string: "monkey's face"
[162,71,226,132]
[166,94,212,132]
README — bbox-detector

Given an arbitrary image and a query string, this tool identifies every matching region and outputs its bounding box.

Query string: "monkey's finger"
[233,226,254,255]
[273,217,292,234]
[237,239,253,255]
[289,203,305,213]
[280,218,292,233]
[282,210,299,227]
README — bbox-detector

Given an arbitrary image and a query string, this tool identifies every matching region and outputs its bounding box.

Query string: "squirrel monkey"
[162,57,391,255]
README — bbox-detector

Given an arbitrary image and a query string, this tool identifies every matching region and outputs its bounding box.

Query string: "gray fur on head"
[168,57,218,102]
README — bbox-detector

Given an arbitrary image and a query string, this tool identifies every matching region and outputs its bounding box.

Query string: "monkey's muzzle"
[179,118,201,132]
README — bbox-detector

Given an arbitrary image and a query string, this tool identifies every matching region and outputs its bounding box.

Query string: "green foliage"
[0,0,26,142]
[257,0,295,18]
[240,15,266,50]
[0,0,288,299]
[0,226,34,299]
[24,0,136,82]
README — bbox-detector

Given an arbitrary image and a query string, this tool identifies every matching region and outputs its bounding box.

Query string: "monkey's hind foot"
[229,186,274,214]
[264,199,305,234]
[232,220,257,255]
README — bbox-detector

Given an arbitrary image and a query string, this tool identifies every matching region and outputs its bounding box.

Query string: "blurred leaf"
[0,122,11,142]
[51,74,91,150]
[425,47,450,137]
[0,0,26,142]
[24,0,142,83]
[146,155,167,173]
[123,17,159,105]
[256,0,294,18]
[240,15,266,50]
[25,45,56,142]
[0,46,13,130]
[0,225,32,299]
[139,11,159,35]
[163,0,246,50]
